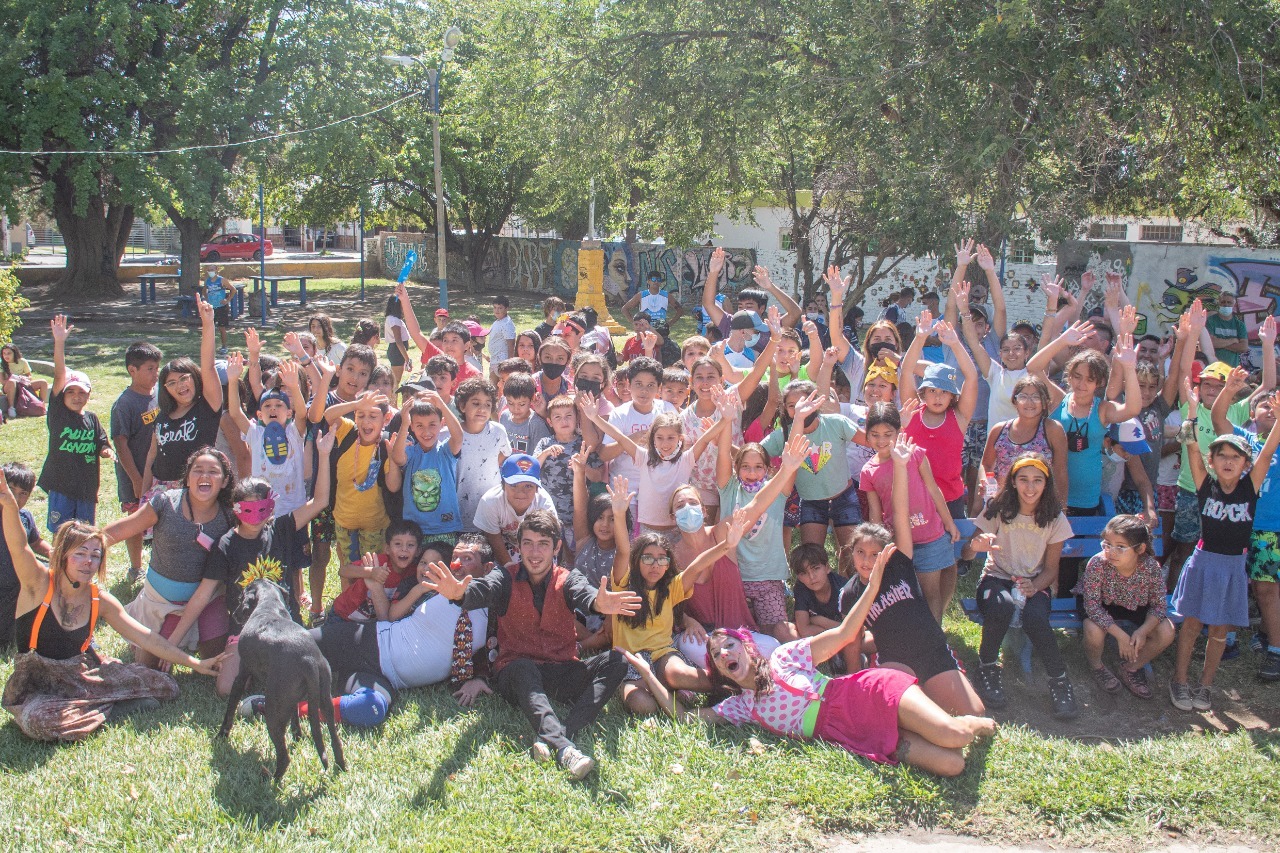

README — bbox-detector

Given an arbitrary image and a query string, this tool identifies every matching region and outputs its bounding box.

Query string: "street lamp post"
[383,25,462,312]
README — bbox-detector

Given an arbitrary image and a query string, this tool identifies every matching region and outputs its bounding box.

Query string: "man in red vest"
[423,509,641,780]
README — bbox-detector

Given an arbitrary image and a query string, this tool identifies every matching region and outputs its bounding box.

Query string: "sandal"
[1091,665,1121,694]
[1118,666,1152,699]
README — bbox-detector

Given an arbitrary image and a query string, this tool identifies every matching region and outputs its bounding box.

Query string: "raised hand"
[1187,298,1207,333]
[594,576,642,616]
[1062,320,1095,347]
[1117,304,1138,337]
[395,281,411,306]
[225,351,244,380]
[766,304,782,336]
[245,326,262,357]
[1181,377,1200,414]
[802,318,819,339]
[976,243,996,272]
[898,396,922,424]
[567,447,588,477]
[1105,270,1124,292]
[278,358,300,389]
[791,390,824,431]
[954,238,975,270]
[707,247,725,285]
[1262,314,1277,347]
[606,475,634,511]
[725,508,748,550]
[0,471,16,506]
[1079,271,1096,295]
[1104,276,1123,310]
[936,319,960,346]
[1113,333,1137,367]
[1225,365,1249,395]
[315,428,336,455]
[50,313,71,342]
[780,430,812,471]
[869,543,896,590]
[752,265,775,291]
[357,391,390,411]
[196,291,214,326]
[1040,275,1061,308]
[951,278,971,309]
[891,432,917,465]
[824,265,849,304]
[916,307,935,338]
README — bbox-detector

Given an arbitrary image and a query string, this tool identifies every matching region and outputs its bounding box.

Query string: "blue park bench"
[957,505,1169,678]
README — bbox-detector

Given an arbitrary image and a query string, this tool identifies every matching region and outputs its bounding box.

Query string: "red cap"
[434,308,449,317]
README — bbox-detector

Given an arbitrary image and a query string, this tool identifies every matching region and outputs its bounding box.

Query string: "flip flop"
[1091,665,1121,694]
[1118,666,1152,700]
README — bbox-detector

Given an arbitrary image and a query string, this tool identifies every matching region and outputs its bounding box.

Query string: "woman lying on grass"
[0,476,224,742]
[619,540,996,777]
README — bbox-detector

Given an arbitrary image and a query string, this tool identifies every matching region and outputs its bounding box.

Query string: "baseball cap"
[398,376,437,396]
[730,310,756,331]
[463,319,488,339]
[259,388,291,408]
[918,363,961,396]
[1108,418,1152,455]
[969,305,990,324]
[1199,361,1232,384]
[434,308,449,318]
[1209,433,1252,458]
[63,370,92,393]
[501,453,542,486]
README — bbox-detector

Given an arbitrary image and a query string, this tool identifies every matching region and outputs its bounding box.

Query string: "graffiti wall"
[1057,242,1280,351]
[374,233,756,307]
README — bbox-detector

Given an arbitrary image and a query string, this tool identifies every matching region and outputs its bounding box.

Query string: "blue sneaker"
[1250,631,1268,654]
[1222,640,1240,661]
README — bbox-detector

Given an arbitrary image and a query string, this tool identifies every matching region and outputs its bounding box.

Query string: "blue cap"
[918,363,961,396]
[501,454,541,486]
[1109,418,1152,454]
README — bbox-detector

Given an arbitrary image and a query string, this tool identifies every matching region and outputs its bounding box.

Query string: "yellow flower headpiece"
[238,556,284,588]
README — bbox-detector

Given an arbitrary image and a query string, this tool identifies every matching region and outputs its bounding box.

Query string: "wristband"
[299,356,312,366]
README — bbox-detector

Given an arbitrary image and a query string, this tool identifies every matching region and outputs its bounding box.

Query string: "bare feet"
[961,715,998,739]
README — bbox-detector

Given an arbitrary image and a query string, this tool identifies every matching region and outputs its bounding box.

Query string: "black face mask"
[542,362,566,380]
[866,340,894,362]
[803,411,820,429]
[575,377,601,396]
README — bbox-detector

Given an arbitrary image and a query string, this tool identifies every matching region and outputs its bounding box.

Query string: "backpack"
[14,379,46,418]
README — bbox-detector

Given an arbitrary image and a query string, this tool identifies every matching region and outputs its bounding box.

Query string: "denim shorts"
[46,491,96,534]
[913,532,956,573]
[798,481,861,528]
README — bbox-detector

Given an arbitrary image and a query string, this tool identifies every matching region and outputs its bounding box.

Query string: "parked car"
[200,233,273,262]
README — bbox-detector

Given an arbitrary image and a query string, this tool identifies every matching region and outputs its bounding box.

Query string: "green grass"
[2,278,1278,851]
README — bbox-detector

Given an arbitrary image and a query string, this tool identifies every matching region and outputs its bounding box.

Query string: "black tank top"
[15,606,93,661]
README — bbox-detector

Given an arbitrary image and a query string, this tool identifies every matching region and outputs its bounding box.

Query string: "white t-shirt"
[985,362,1028,426]
[243,421,307,516]
[456,423,512,532]
[323,341,347,364]
[603,400,678,489]
[377,594,488,690]
[489,316,517,363]
[473,484,557,551]
[384,316,409,351]
[633,447,697,526]
[1158,410,1183,487]
[640,290,671,322]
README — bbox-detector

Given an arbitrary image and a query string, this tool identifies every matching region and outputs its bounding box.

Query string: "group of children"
[2,244,1278,778]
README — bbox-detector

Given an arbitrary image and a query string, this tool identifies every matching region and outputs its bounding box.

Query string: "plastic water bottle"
[1010,582,1026,628]
[984,474,999,501]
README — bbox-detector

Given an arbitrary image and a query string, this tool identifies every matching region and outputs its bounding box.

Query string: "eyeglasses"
[1100,541,1132,555]
[164,374,194,389]
[1013,394,1042,404]
[639,555,671,567]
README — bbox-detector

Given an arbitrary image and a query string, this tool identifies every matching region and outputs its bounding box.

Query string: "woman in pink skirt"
[621,544,996,776]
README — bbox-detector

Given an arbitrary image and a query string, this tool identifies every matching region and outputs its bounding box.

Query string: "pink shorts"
[1157,484,1178,514]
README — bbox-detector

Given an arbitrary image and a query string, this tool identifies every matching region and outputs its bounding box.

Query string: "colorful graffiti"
[1057,241,1280,361]
[377,234,756,306]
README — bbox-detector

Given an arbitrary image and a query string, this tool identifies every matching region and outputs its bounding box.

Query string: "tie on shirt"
[449,609,474,686]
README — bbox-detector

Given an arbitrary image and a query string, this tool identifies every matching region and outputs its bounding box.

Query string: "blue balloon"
[398,249,418,284]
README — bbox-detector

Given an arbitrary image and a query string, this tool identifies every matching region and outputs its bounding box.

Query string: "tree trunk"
[172,215,215,292]
[50,170,132,297]
[1,211,9,257]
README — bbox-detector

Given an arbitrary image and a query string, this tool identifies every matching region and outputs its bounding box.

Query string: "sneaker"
[956,559,972,578]
[976,663,1007,710]
[5,407,15,420]
[237,694,266,719]
[530,741,552,763]
[1192,684,1213,712]
[1222,640,1240,661]
[557,745,596,780]
[1047,674,1079,720]
[1259,650,1280,682]
[126,565,144,584]
[1250,631,1268,654]
[1169,681,1193,711]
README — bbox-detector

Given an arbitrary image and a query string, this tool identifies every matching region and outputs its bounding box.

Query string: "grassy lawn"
[1,278,1277,851]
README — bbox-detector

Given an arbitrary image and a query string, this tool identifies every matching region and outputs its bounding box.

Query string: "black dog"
[218,579,346,782]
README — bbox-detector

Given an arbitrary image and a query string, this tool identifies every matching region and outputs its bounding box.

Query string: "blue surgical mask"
[674,503,704,532]
[1219,305,1234,318]
[745,333,760,349]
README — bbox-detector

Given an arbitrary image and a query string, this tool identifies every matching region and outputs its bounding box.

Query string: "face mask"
[575,377,601,396]
[806,312,822,322]
[658,445,682,462]
[803,411,820,429]
[542,362,566,380]
[233,497,276,526]
[866,340,894,362]
[674,503,704,532]
[1219,305,1234,317]
[745,333,760,349]
[740,477,767,494]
